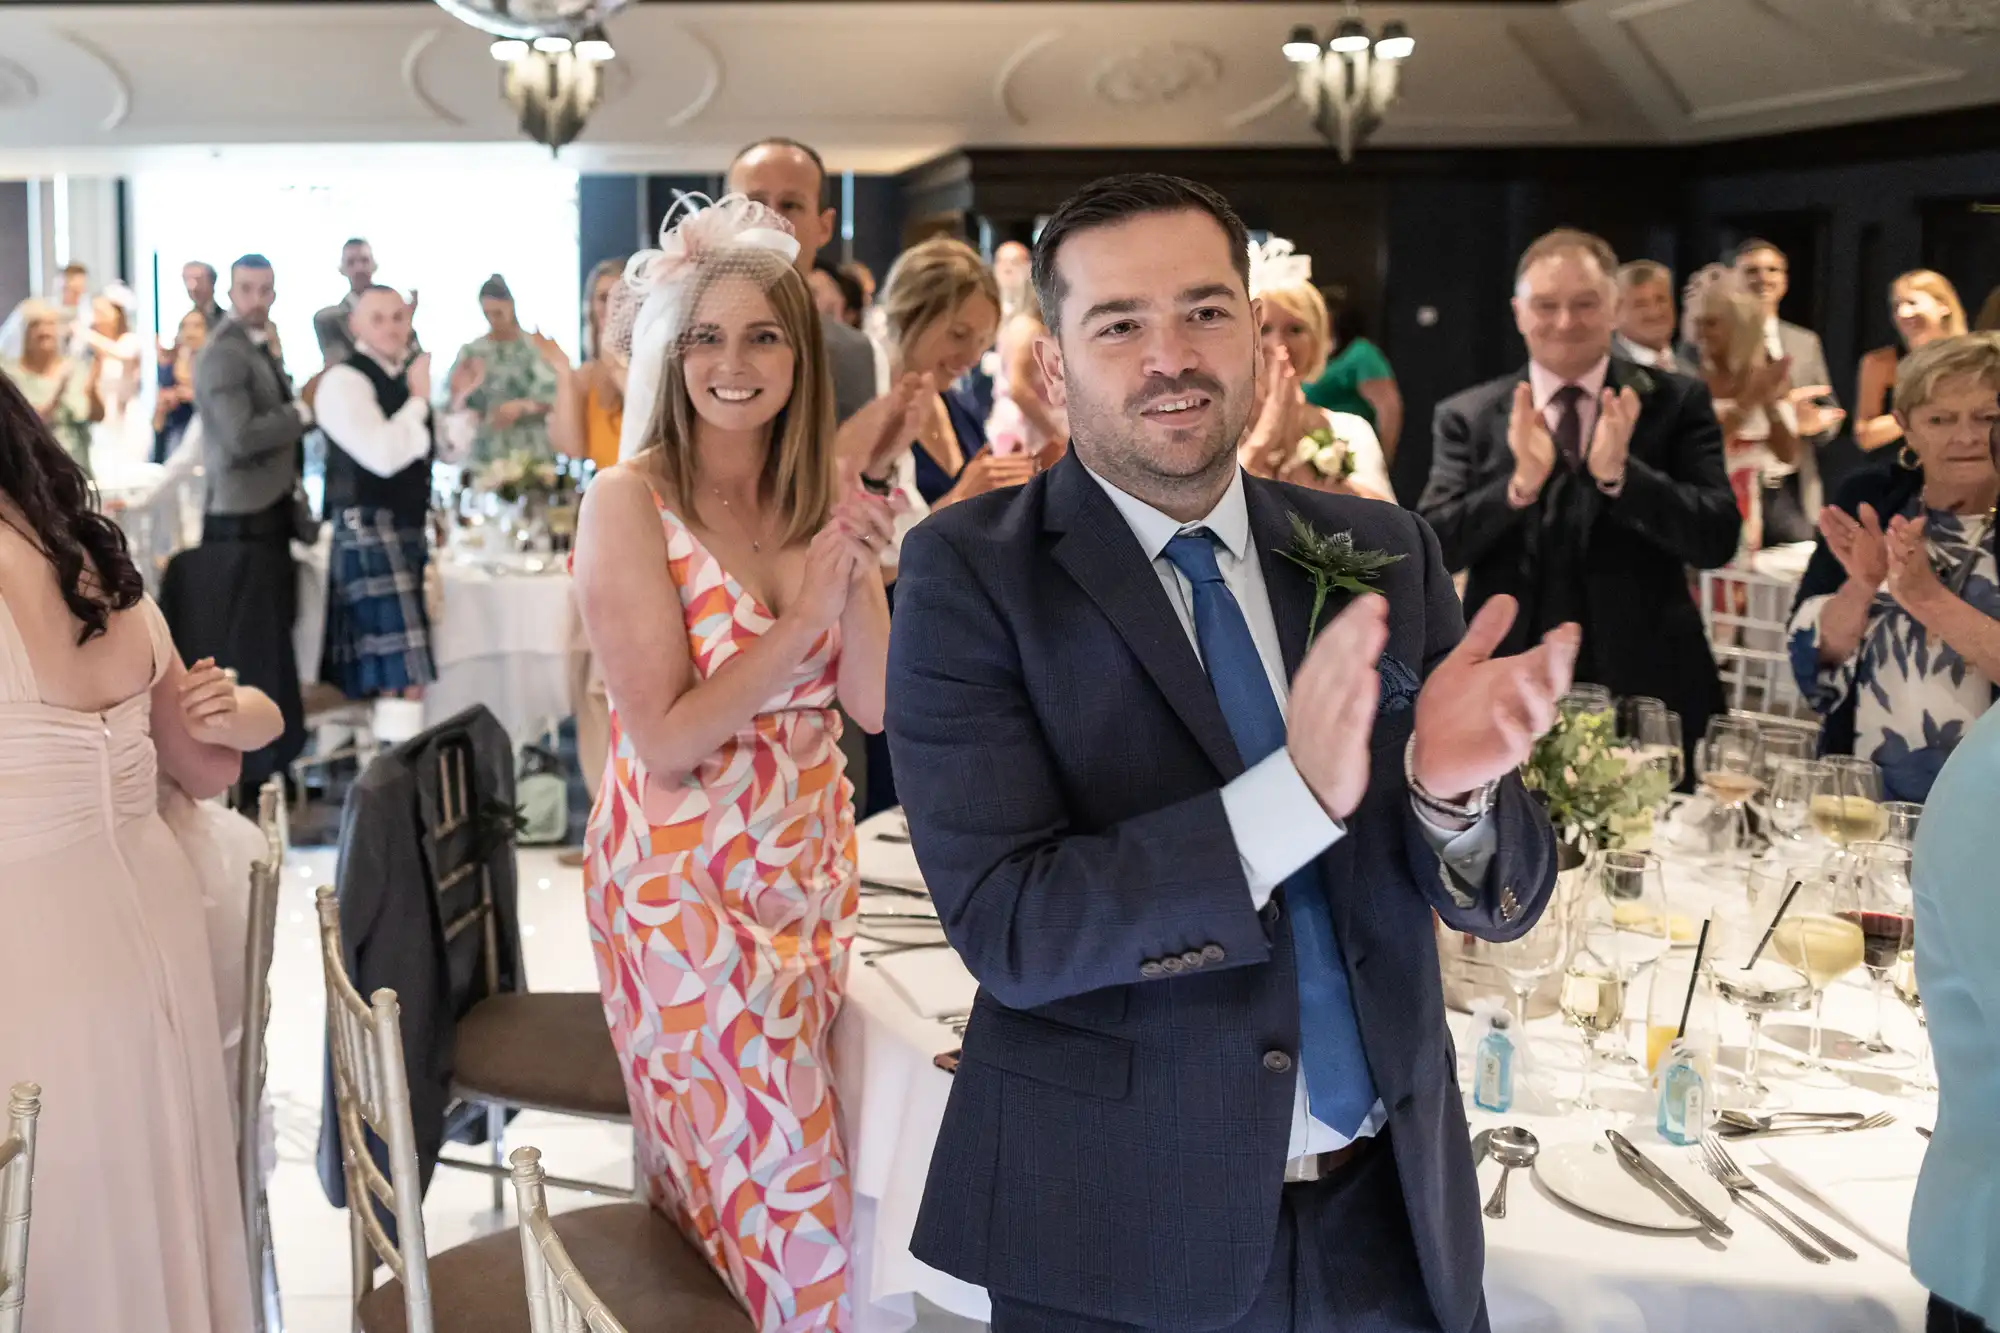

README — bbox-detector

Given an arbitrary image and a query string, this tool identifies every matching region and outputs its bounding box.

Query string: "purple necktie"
[1552,384,1585,471]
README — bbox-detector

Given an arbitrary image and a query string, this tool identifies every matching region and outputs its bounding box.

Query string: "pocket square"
[1377,654,1421,714]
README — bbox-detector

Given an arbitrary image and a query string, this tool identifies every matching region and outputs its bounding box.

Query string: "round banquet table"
[836,811,1935,1333]
[294,541,573,741]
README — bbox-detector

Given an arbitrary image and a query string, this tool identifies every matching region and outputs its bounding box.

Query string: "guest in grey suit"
[163,254,313,795]
[1735,239,1846,538]
[1613,260,1691,376]
[726,137,877,425]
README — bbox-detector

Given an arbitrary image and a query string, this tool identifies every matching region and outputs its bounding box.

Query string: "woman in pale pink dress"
[0,369,279,1331]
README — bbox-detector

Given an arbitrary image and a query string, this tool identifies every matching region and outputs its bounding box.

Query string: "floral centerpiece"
[477,452,563,506]
[1521,704,1673,856]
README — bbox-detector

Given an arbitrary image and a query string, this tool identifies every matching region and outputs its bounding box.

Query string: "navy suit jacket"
[885,454,1558,1332]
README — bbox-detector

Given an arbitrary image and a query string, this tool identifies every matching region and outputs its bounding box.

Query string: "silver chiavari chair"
[510,1147,628,1333]
[243,779,286,1333]
[316,887,436,1332]
[318,888,752,1333]
[0,1083,43,1333]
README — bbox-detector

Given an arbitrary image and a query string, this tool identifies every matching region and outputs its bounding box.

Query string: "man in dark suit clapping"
[888,173,1578,1333]
[1420,228,1740,758]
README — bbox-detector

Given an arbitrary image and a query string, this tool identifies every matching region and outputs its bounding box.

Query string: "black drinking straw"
[1675,916,1713,1040]
[1746,875,1805,968]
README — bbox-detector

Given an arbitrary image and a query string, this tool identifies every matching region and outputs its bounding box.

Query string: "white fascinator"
[1247,236,1313,298]
[605,192,804,462]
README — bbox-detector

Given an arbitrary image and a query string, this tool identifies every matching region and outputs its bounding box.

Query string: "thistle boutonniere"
[1276,512,1404,642]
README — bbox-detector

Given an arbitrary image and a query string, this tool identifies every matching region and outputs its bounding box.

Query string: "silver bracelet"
[1404,735,1497,823]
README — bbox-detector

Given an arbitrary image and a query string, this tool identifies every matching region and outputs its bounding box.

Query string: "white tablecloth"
[838,813,1933,1333]
[295,542,573,741]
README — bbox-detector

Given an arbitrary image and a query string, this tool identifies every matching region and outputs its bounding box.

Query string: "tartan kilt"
[320,508,436,698]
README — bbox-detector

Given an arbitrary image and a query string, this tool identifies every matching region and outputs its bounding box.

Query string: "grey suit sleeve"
[195,342,308,471]
[886,524,1275,1011]
[825,321,878,424]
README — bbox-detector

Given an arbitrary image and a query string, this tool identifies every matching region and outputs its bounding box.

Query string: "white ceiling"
[0,1,1994,176]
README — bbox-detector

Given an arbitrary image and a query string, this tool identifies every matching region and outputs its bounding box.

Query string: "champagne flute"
[1491,907,1571,1031]
[1768,865,1865,1079]
[1881,801,1923,849]
[1891,949,1935,1094]
[1811,756,1886,847]
[1839,840,1914,1061]
[1618,695,1667,741]
[1767,758,1827,846]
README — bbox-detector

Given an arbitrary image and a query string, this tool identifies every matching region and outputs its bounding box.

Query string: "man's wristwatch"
[1404,736,1498,824]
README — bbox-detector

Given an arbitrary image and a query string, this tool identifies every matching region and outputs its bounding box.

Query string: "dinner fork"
[1717,1110,1894,1137]
[1699,1136,1859,1261]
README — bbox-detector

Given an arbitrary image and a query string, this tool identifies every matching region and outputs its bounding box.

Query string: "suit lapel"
[1044,457,1244,779]
[1243,476,1323,681]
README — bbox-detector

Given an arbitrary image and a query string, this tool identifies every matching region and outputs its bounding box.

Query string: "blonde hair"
[1682,265,1764,375]
[1891,332,2000,417]
[881,237,1001,366]
[1259,284,1332,379]
[1891,269,1967,341]
[635,249,835,548]
[584,257,625,360]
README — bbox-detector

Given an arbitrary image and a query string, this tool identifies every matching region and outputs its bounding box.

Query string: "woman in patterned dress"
[571,196,896,1332]
[449,274,560,465]
[1789,333,2000,800]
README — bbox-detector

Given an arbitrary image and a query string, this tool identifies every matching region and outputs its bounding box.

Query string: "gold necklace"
[710,486,764,553]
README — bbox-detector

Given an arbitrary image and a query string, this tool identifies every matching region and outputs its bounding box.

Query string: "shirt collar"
[1083,462,1250,563]
[1763,314,1780,340]
[1528,356,1610,411]
[356,345,407,376]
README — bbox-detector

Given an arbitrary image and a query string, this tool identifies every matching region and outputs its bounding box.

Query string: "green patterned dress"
[450,334,558,466]
[1,357,94,477]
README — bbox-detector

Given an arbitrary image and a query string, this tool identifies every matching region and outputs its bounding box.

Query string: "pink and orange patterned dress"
[583,498,857,1333]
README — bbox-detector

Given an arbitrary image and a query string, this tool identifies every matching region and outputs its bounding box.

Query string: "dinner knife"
[1605,1130,1734,1238]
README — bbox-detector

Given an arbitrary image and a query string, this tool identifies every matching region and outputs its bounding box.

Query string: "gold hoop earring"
[1898,443,1921,471]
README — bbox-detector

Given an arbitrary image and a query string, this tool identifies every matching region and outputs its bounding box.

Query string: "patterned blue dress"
[1788,503,1999,801]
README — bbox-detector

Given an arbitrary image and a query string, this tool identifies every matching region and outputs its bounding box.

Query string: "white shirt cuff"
[1411,799,1497,908]
[1221,749,1345,910]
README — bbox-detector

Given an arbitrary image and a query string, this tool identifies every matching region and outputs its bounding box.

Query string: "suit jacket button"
[1140,961,1165,979]
[1500,888,1521,922]
[1180,950,1204,969]
[1162,956,1186,974]
[1263,1050,1294,1074]
[1201,944,1225,963]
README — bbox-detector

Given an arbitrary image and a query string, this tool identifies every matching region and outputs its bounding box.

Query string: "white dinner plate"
[1534,1139,1732,1231]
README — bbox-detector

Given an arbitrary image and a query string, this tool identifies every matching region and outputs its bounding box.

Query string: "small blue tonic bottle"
[1473,1011,1515,1114]
[1657,1040,1708,1147]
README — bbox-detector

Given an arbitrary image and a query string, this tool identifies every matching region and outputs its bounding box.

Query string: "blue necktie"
[1161,529,1379,1136]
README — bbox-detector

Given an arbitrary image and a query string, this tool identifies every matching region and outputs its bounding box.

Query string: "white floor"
[267,843,982,1333]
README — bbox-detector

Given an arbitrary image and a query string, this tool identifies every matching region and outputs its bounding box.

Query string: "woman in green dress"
[1302,296,1404,464]
[449,275,559,465]
[0,300,102,478]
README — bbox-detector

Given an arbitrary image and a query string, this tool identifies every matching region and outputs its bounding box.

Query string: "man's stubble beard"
[1066,375,1250,510]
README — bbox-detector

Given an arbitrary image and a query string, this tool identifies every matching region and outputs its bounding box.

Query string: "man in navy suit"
[885,174,1578,1332]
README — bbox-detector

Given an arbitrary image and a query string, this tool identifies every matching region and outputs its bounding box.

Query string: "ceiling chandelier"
[431,0,628,152]
[1281,7,1415,163]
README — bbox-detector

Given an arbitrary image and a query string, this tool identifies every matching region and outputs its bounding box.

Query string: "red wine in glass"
[1838,910,1912,975]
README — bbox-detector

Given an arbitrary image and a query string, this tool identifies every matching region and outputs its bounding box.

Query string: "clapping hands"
[1585,385,1641,486]
[1411,596,1580,800]
[1818,503,1888,590]
[1884,513,1945,615]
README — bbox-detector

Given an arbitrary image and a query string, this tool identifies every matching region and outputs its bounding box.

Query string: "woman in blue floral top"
[1789,334,2000,800]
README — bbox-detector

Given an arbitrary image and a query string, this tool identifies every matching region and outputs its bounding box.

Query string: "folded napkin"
[1754,1128,1926,1262]
[872,946,979,1022]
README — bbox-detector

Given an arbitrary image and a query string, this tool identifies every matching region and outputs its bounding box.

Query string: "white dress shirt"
[314,349,475,477]
[1615,334,1681,375]
[1084,464,1495,1161]
[1762,315,1785,362]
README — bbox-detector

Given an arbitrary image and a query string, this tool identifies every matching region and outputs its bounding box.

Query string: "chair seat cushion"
[356,1202,754,1333]
[453,992,629,1118]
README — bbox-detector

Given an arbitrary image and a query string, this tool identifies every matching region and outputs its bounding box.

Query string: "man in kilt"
[311,284,481,699]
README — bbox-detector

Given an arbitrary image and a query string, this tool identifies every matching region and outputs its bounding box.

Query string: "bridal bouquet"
[1290,423,1360,482]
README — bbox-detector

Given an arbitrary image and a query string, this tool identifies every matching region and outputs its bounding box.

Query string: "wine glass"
[1560,945,1626,1114]
[1562,684,1614,720]
[1881,801,1923,849]
[1811,756,1886,848]
[1618,695,1667,740]
[1638,710,1685,789]
[1697,719,1765,866]
[1582,851,1673,1071]
[1891,949,1936,1094]
[1757,728,1814,780]
[1766,864,1865,1080]
[1711,902,1813,1106]
[1840,840,1914,1062]
[1766,758,1828,846]
[1490,907,1572,1030]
